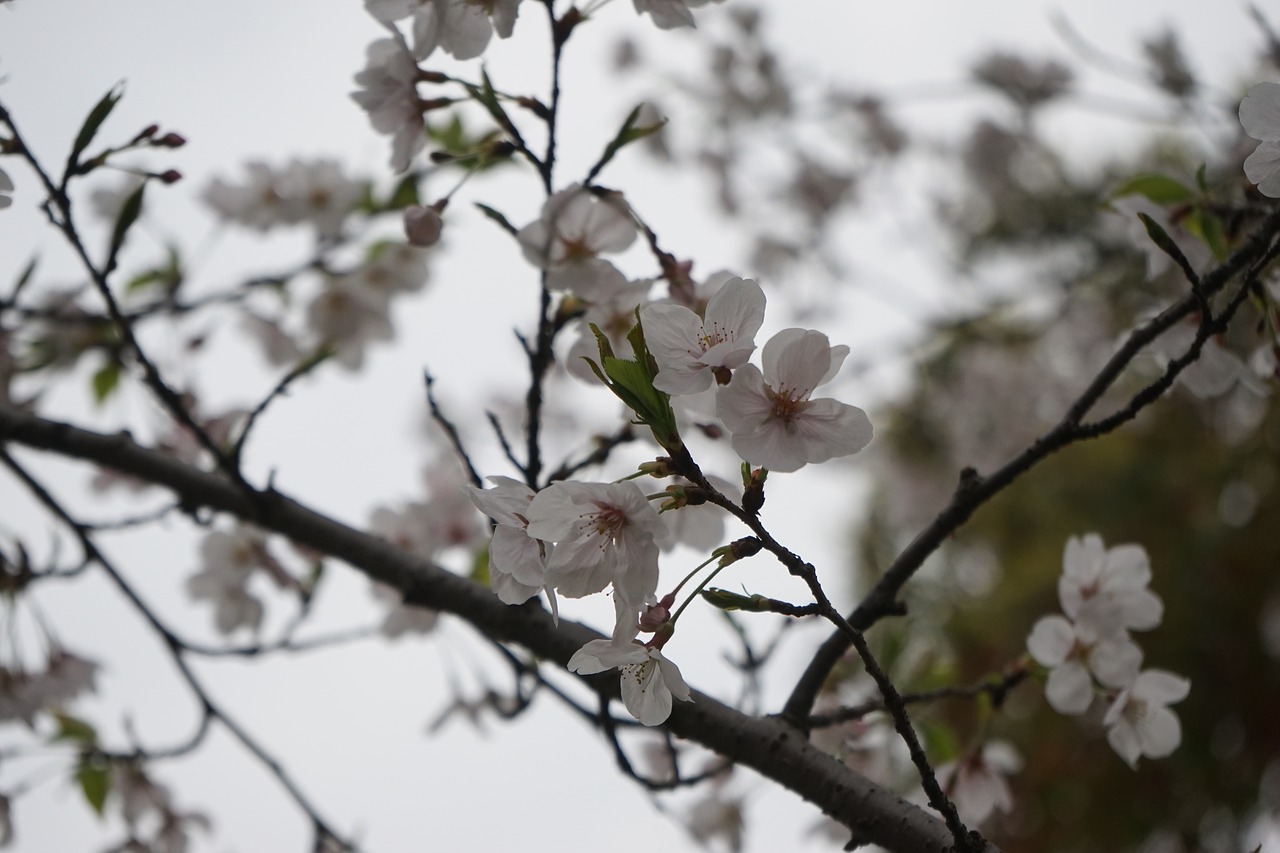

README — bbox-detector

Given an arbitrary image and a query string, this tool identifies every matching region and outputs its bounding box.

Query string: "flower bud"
[638,593,675,633]
[403,204,443,247]
[156,132,187,148]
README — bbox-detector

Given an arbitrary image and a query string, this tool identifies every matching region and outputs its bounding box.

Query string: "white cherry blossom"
[1026,614,1142,715]
[306,275,394,370]
[568,600,691,726]
[366,0,522,61]
[642,276,765,396]
[351,36,426,172]
[1104,669,1190,768]
[935,741,1022,825]
[632,0,722,30]
[524,480,664,606]
[517,185,637,298]
[203,159,365,238]
[716,328,873,472]
[468,476,556,608]
[1059,534,1163,639]
[1240,82,1280,197]
[186,525,279,635]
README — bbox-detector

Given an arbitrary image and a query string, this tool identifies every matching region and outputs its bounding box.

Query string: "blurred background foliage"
[845,21,1280,851]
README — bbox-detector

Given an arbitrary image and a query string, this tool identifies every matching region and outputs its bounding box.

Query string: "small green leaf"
[385,172,420,210]
[76,762,110,816]
[51,713,98,745]
[470,542,490,586]
[918,719,960,765]
[586,316,681,452]
[465,69,519,143]
[1136,212,1191,273]
[8,255,38,301]
[106,182,146,270]
[1110,173,1194,205]
[1195,163,1209,194]
[90,359,122,405]
[588,105,665,181]
[473,202,517,236]
[69,83,125,168]
[428,115,470,153]
[701,587,771,612]
[1188,209,1228,259]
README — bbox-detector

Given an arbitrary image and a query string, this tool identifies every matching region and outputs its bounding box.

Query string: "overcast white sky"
[0,2,1267,852]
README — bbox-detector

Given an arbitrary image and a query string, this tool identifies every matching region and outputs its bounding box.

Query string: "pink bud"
[403,204,443,247]
[156,132,187,148]
[638,593,676,633]
[157,169,183,185]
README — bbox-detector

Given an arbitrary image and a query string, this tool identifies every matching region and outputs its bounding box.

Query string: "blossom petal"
[1026,615,1073,666]
[1245,141,1280,198]
[1240,82,1280,142]
[763,329,832,396]
[1045,661,1093,715]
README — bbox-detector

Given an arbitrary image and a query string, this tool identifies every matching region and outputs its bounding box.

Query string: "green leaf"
[1135,212,1190,272]
[106,182,146,270]
[473,202,517,236]
[918,719,960,765]
[51,713,98,745]
[1110,173,1194,205]
[8,255,38,301]
[470,542,490,586]
[584,316,681,452]
[76,763,110,816]
[385,172,420,210]
[465,69,519,143]
[701,587,771,612]
[124,245,181,296]
[69,84,125,169]
[1195,163,1209,194]
[1188,209,1228,260]
[90,359,122,406]
[588,105,664,181]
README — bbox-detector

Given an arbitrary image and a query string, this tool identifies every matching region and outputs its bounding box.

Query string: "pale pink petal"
[1026,615,1074,666]
[1046,661,1093,715]
[1240,82,1280,141]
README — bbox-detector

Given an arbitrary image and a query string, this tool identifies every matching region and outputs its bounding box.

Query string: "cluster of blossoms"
[0,650,97,725]
[186,524,293,636]
[464,190,873,724]
[199,157,433,371]
[351,1,723,173]
[1027,534,1190,768]
[203,158,365,240]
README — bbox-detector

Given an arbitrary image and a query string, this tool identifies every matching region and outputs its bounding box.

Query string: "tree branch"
[0,405,1000,853]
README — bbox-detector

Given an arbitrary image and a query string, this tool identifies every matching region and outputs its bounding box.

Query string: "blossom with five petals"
[567,600,691,726]
[1059,534,1163,639]
[934,741,1022,825]
[716,328,873,472]
[524,480,665,606]
[641,276,765,396]
[1103,669,1190,768]
[517,185,637,298]
[1026,614,1142,714]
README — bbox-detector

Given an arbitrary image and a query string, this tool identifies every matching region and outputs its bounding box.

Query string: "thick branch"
[0,405,999,853]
